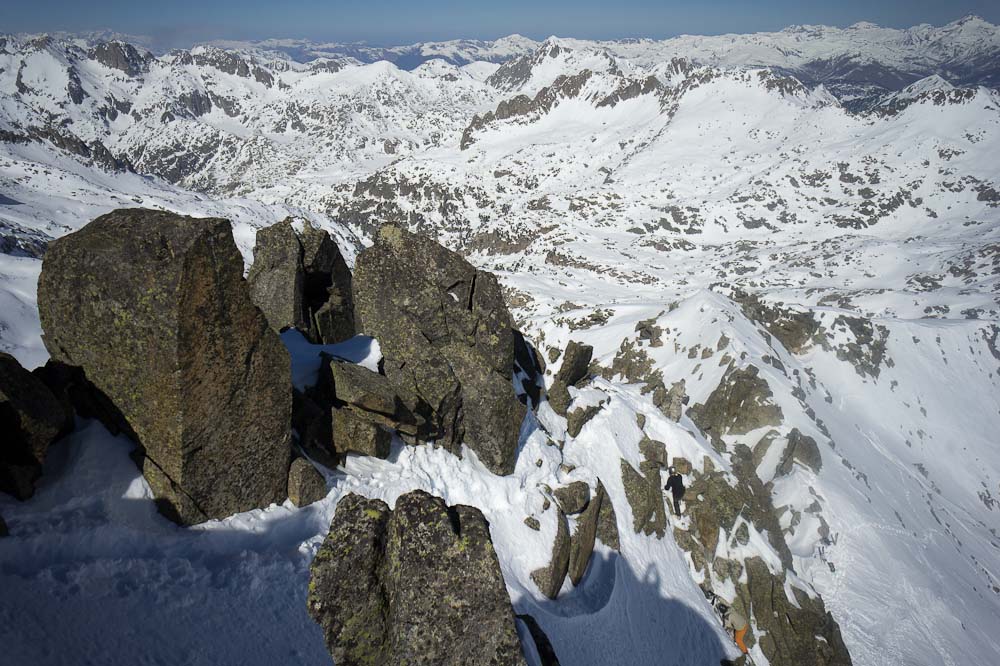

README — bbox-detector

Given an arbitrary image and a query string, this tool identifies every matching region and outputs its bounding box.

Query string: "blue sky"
[4,0,999,46]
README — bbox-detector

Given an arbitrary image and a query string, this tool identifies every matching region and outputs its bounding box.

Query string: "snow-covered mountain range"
[1,14,999,666]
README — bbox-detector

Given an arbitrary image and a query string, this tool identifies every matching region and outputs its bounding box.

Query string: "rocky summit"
[353,224,526,475]
[1,13,999,666]
[36,208,292,524]
[308,490,526,666]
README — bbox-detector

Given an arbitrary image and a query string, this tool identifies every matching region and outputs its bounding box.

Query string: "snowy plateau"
[1,13,999,666]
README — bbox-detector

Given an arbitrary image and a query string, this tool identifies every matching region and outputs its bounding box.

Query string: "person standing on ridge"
[664,466,685,516]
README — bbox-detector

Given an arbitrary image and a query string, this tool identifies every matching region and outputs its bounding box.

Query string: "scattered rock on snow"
[307,490,525,666]
[0,352,73,499]
[37,209,292,524]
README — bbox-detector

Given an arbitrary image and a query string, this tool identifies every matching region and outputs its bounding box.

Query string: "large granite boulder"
[353,225,525,475]
[37,209,292,524]
[247,218,355,344]
[553,481,590,515]
[0,352,72,499]
[246,219,306,334]
[326,359,425,438]
[308,490,525,666]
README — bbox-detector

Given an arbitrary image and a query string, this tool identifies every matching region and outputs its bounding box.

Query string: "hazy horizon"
[5,1,999,50]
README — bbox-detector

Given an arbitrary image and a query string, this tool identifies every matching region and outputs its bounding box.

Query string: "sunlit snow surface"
[0,377,741,665]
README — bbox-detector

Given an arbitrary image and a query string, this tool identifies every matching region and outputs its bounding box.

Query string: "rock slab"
[37,208,292,524]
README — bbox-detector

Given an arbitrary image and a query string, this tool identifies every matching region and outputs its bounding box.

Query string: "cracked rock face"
[247,218,355,344]
[353,224,525,475]
[37,208,292,524]
[308,490,525,666]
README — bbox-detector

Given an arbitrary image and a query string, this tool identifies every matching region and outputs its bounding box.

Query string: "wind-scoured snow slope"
[1,15,999,666]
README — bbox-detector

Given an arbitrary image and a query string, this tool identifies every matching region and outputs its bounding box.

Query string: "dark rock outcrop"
[776,428,823,476]
[292,388,338,469]
[688,365,783,448]
[737,557,853,666]
[37,209,292,524]
[247,218,355,344]
[566,402,602,438]
[596,482,621,550]
[553,481,590,515]
[326,359,424,437]
[531,508,570,599]
[0,512,7,537]
[621,459,667,538]
[308,490,525,666]
[32,359,133,438]
[568,482,606,585]
[287,457,327,507]
[674,445,852,666]
[547,340,593,416]
[0,352,72,499]
[353,225,525,475]
[513,330,545,407]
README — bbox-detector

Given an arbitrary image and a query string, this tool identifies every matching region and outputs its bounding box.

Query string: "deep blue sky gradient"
[4,0,999,46]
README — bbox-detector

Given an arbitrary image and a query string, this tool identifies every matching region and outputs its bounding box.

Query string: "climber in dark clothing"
[664,466,685,516]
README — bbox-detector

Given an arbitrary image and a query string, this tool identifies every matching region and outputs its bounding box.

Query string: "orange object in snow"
[734,626,749,654]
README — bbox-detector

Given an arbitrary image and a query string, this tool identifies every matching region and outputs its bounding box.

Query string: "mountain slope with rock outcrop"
[1,15,999,666]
